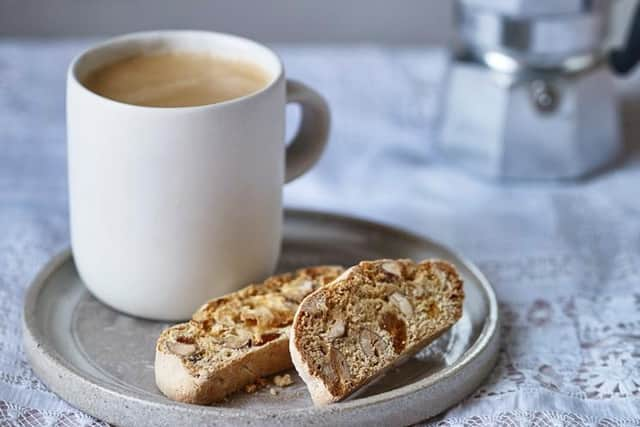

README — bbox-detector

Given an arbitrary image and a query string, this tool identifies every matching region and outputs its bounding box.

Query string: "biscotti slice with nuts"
[155,265,344,404]
[290,259,464,406]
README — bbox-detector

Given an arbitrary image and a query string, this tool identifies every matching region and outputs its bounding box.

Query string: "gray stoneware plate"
[23,209,499,427]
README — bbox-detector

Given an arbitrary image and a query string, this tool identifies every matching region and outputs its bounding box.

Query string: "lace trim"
[429,410,640,427]
[472,295,640,400]
[0,401,107,427]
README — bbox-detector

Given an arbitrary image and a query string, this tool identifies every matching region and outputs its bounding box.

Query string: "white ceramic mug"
[67,31,330,320]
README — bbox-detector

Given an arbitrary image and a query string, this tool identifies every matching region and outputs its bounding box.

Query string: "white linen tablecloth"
[1,39,639,426]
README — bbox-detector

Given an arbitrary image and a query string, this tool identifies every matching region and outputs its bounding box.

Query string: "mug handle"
[284,80,331,183]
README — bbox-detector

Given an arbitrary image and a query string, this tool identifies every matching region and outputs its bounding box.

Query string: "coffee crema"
[83,52,271,107]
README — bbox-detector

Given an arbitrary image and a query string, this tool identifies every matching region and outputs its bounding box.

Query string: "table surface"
[1,39,640,427]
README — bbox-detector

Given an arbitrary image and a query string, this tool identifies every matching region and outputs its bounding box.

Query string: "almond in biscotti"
[155,265,344,404]
[289,259,464,406]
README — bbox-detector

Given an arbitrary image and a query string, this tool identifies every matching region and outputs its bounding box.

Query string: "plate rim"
[23,208,500,423]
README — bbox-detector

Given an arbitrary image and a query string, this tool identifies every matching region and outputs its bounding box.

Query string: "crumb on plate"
[243,377,268,394]
[273,373,294,387]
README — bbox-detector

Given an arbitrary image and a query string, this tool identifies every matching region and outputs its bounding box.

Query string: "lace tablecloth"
[1,39,639,426]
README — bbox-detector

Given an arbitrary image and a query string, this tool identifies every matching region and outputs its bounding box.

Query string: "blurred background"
[2,0,640,202]
[0,0,635,45]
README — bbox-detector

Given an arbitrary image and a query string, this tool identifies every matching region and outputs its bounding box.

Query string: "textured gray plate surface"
[23,210,499,427]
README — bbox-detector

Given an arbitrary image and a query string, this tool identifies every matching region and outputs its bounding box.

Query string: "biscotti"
[290,259,464,406]
[155,266,344,404]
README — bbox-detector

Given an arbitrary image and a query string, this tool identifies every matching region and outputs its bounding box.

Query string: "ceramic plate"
[23,209,499,426]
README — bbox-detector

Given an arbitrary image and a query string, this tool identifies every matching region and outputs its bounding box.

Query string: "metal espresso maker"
[438,0,640,179]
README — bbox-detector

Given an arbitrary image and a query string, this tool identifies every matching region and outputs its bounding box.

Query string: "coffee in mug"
[83,52,271,107]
